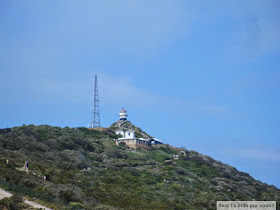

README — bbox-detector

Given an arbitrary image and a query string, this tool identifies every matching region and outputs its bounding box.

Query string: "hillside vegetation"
[0,125,279,209]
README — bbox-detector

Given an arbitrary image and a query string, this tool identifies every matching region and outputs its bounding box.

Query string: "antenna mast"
[91,75,101,128]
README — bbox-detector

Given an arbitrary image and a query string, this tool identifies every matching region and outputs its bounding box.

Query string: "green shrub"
[106,150,128,159]
[0,194,24,210]
[159,147,178,155]
[59,189,79,202]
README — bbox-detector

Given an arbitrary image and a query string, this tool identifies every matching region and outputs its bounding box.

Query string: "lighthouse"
[119,108,128,121]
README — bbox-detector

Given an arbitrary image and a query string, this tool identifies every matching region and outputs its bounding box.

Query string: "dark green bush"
[175,166,188,175]
[106,150,128,159]
[159,147,178,155]
[59,189,78,202]
[118,142,126,147]
[0,194,24,210]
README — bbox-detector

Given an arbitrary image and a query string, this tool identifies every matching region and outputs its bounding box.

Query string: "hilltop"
[0,124,279,209]
[109,120,152,139]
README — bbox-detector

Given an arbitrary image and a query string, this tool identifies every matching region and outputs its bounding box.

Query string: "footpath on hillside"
[0,187,52,210]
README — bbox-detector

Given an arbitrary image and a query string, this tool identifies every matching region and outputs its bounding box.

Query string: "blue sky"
[0,1,280,188]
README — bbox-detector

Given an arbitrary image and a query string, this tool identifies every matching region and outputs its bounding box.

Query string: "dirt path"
[25,200,52,210]
[0,187,52,210]
[0,187,12,200]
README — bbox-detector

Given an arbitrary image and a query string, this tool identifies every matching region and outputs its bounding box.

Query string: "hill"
[0,124,279,209]
[109,120,153,139]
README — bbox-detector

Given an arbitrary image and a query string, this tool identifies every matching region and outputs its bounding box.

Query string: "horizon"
[0,1,279,188]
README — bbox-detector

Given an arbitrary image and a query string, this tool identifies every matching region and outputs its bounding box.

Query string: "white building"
[115,129,135,139]
[114,108,163,149]
[115,129,149,149]
[115,129,125,137]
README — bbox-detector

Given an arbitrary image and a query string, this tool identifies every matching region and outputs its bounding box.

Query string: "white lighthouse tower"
[119,108,128,121]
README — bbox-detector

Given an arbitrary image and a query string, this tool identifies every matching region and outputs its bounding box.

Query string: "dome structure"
[119,108,128,121]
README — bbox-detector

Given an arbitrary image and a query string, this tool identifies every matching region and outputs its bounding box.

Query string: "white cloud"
[98,72,159,107]
[97,72,230,116]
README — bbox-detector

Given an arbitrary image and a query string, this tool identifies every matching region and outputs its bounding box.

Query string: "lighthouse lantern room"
[119,108,128,121]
